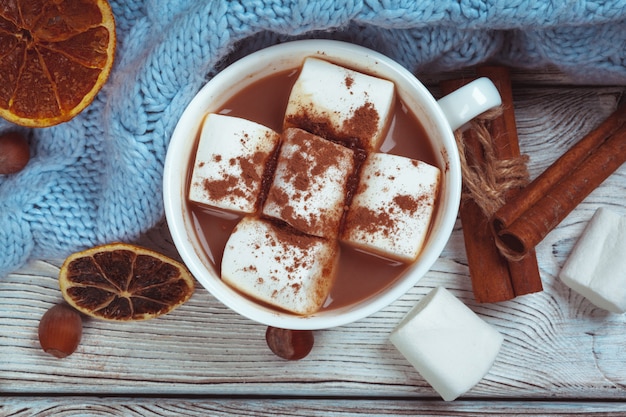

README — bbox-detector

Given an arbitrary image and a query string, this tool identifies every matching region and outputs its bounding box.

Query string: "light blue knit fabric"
[2,0,626,278]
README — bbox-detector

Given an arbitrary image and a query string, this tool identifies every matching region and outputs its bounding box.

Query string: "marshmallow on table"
[263,128,355,239]
[559,207,626,313]
[389,287,503,401]
[189,113,280,214]
[284,57,395,152]
[221,216,339,315]
[341,152,441,263]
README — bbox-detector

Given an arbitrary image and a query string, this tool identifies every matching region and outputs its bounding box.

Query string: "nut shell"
[0,132,29,175]
[38,303,83,358]
[265,326,314,360]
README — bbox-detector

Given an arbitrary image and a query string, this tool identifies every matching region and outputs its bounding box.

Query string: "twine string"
[454,106,530,260]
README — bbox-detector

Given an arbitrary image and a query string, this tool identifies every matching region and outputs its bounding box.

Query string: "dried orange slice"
[0,0,116,127]
[59,243,195,321]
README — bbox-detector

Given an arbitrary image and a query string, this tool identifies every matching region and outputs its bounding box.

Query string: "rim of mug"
[163,39,462,330]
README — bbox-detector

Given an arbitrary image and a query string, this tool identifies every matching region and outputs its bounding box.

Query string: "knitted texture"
[2,0,626,278]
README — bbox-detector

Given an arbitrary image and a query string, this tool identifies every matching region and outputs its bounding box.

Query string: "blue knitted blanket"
[2,0,626,278]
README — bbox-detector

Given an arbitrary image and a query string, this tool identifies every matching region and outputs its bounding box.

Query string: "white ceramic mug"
[163,40,501,330]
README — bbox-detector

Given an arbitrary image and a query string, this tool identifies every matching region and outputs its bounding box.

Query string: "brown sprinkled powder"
[267,129,355,237]
[344,206,396,237]
[342,102,379,146]
[200,150,275,208]
[267,186,289,207]
[285,99,381,151]
[243,218,337,306]
[269,219,319,253]
[238,152,264,190]
[202,176,244,201]
[394,194,419,214]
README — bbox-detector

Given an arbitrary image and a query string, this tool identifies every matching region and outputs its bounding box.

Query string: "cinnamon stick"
[494,121,626,259]
[442,92,515,303]
[440,67,541,303]
[492,100,626,237]
[475,67,543,297]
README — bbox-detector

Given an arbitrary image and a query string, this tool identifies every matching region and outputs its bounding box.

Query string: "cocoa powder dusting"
[343,102,379,144]
[258,219,331,303]
[201,151,269,206]
[345,206,395,237]
[238,153,264,190]
[341,146,368,222]
[285,103,334,140]
[270,129,353,236]
[285,99,380,151]
[344,75,354,89]
[258,146,279,208]
[202,176,244,201]
[394,194,419,214]
[270,219,319,252]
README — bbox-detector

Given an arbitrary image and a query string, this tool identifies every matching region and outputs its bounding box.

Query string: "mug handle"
[437,77,502,131]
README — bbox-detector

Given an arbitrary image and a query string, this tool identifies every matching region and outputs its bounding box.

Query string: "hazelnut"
[0,131,30,175]
[265,326,314,360]
[38,303,83,359]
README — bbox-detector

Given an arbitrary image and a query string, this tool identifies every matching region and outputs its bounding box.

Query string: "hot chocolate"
[187,65,439,312]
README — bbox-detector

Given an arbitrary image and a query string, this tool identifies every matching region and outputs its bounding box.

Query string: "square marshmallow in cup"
[284,57,395,152]
[341,152,441,263]
[163,40,501,330]
[189,113,280,214]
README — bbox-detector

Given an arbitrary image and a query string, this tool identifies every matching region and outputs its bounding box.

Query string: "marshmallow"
[559,207,626,313]
[221,216,339,315]
[284,57,395,152]
[263,128,355,239]
[341,152,440,262]
[189,113,280,214]
[389,287,503,401]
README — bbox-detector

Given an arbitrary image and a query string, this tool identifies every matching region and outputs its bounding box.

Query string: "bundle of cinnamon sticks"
[492,100,626,261]
[441,66,626,303]
[441,66,542,303]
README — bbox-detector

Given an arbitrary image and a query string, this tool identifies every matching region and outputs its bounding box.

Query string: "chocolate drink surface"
[187,68,438,311]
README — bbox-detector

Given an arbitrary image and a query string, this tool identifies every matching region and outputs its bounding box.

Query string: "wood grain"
[3,398,626,416]
[1,75,625,412]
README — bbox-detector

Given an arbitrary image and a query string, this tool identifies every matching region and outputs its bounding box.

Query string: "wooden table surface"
[2,68,626,416]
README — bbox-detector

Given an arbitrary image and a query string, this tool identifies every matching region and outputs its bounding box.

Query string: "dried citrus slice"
[59,243,195,321]
[0,0,116,127]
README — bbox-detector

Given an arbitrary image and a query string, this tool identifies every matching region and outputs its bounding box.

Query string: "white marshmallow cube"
[189,113,280,214]
[263,128,355,239]
[221,216,339,315]
[284,57,395,152]
[559,207,626,313]
[341,152,441,262]
[389,287,503,401]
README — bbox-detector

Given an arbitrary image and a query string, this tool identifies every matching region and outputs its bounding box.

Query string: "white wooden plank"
[2,398,626,416]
